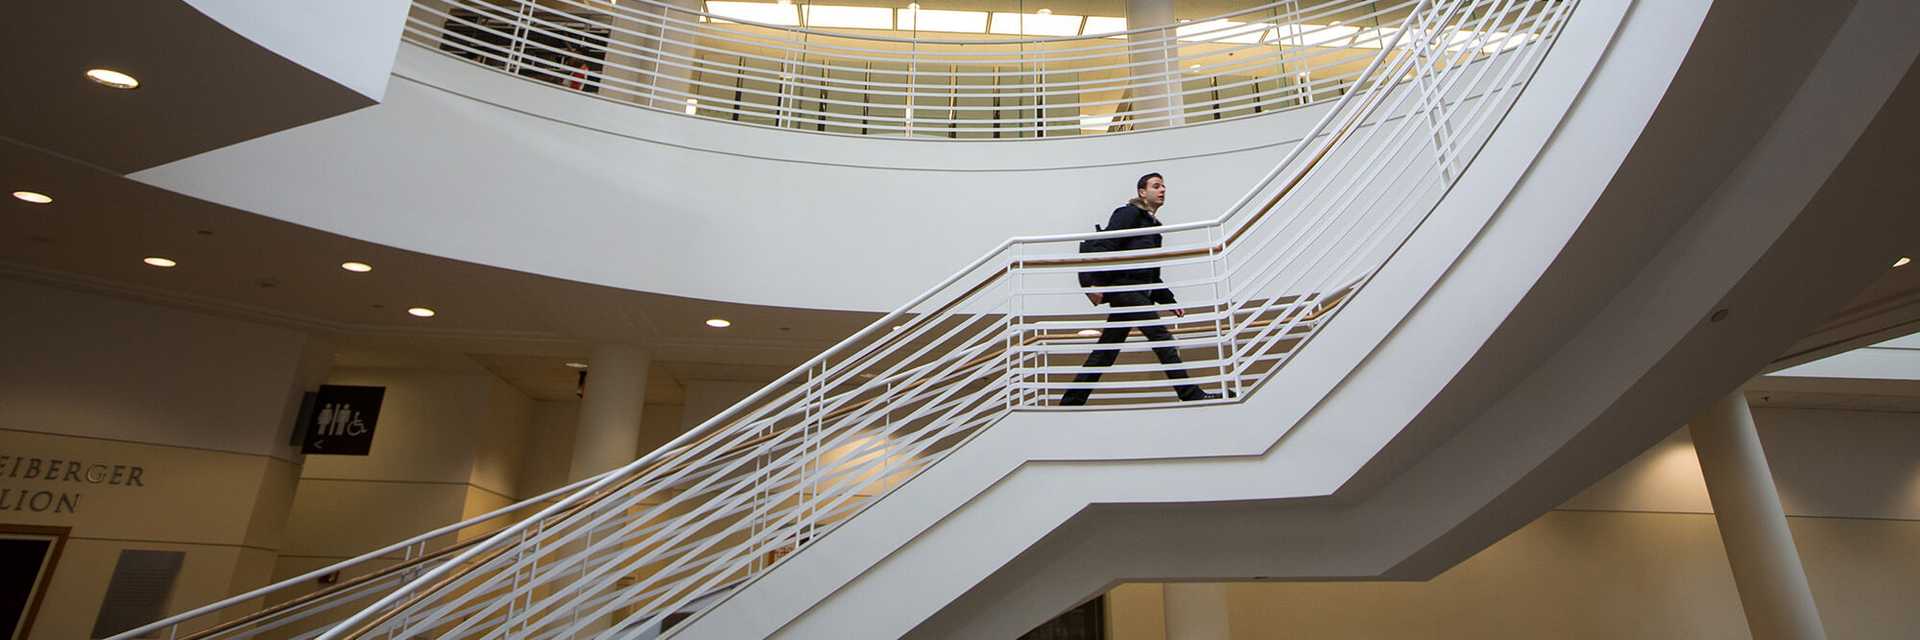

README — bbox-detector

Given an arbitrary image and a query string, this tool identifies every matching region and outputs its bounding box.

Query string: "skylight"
[1176,20,1270,45]
[1081,16,1128,37]
[803,5,893,30]
[988,12,1085,37]
[707,1,799,26]
[896,7,988,33]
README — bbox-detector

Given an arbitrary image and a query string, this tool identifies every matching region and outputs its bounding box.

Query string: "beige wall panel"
[219,546,282,624]
[306,368,495,485]
[279,478,466,559]
[1107,582,1167,640]
[30,538,248,640]
[1753,408,1920,520]
[1191,512,1920,640]
[640,402,686,458]
[679,381,764,434]
[1111,407,1920,640]
[0,430,278,546]
[1220,511,1749,639]
[0,278,309,457]
[1563,409,1920,521]
[240,457,302,551]
[522,400,581,498]
[1792,517,1920,639]
[458,485,520,542]
[468,377,534,498]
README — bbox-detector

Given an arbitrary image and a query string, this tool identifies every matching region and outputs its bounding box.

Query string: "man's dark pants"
[1058,290,1203,405]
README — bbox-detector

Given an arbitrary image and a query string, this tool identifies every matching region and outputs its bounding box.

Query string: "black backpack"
[1076,224,1112,299]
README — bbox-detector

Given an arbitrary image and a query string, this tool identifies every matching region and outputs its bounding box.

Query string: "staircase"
[110,0,1920,637]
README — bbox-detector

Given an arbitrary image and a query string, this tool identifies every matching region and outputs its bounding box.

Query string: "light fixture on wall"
[706,318,732,328]
[85,68,140,89]
[1897,256,1912,268]
[407,307,437,318]
[143,256,177,268]
[565,362,589,369]
[340,261,373,273]
[11,191,52,204]
[1077,329,1101,337]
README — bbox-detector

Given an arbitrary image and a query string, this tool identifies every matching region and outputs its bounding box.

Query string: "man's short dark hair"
[1136,172,1163,191]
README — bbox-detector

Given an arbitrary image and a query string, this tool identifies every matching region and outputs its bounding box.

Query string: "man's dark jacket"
[1088,201,1177,305]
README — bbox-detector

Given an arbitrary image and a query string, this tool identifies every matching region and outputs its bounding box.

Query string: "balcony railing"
[401,0,1541,138]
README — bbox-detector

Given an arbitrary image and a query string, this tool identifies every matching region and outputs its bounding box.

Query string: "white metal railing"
[401,0,1542,138]
[115,0,1572,638]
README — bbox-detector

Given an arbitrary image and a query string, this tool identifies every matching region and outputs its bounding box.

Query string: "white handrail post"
[505,0,534,75]
[1208,224,1231,398]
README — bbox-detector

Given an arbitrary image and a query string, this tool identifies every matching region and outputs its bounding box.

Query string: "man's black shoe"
[1179,389,1238,402]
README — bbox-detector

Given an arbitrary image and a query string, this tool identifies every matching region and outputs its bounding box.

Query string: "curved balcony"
[400,0,1540,138]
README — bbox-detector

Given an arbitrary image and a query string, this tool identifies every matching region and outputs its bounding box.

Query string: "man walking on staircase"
[1059,173,1223,406]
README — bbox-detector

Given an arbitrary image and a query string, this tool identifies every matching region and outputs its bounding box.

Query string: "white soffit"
[1768,334,1920,381]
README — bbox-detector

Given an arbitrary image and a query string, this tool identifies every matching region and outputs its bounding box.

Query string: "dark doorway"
[0,526,68,640]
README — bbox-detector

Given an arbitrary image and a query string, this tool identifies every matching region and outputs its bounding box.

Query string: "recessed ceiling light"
[1036,8,1051,15]
[85,68,140,89]
[408,307,436,318]
[565,362,589,369]
[1077,329,1101,337]
[706,318,732,328]
[340,261,373,273]
[1897,257,1912,268]
[143,256,177,268]
[11,191,52,204]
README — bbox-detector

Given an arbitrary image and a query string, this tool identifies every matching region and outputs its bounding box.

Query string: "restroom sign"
[301,385,385,456]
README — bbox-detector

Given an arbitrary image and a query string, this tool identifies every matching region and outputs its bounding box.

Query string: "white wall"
[182,0,411,101]
[133,43,1373,312]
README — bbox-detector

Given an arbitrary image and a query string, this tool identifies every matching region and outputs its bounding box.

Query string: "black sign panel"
[301,385,385,456]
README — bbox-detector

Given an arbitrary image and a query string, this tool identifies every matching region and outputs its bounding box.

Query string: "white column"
[568,344,650,481]
[1690,390,1827,640]
[1161,583,1229,640]
[1126,0,1184,128]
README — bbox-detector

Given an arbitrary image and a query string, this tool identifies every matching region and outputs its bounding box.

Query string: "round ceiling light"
[407,307,437,318]
[340,261,373,273]
[143,256,177,268]
[564,362,589,369]
[1896,257,1912,268]
[85,68,140,89]
[706,318,732,328]
[11,191,52,204]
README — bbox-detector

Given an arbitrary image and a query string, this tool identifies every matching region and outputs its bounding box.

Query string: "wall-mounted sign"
[301,385,385,456]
